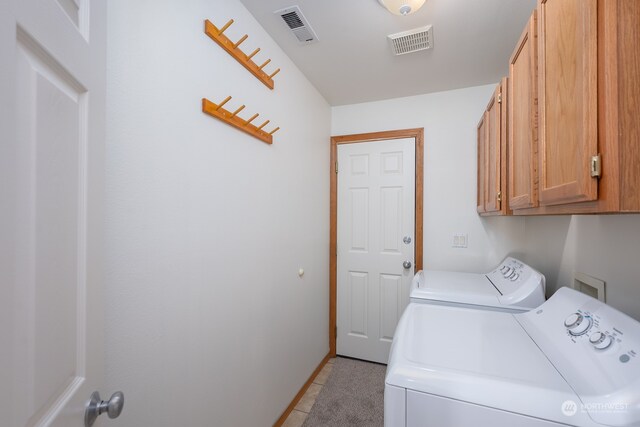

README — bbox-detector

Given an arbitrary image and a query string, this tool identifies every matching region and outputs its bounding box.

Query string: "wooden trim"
[273,353,331,427]
[329,128,425,358]
[511,201,599,215]
[414,130,424,273]
[329,138,338,356]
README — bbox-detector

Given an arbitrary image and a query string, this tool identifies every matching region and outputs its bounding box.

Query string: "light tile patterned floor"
[282,358,335,427]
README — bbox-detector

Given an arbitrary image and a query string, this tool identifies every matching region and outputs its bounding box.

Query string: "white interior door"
[0,0,107,426]
[337,138,416,364]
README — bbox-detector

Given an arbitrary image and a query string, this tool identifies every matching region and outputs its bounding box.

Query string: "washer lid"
[386,303,591,425]
[410,270,501,307]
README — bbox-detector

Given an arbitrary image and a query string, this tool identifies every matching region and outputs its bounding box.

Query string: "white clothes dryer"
[385,287,640,427]
[410,256,545,312]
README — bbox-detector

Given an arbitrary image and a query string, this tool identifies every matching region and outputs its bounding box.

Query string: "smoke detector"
[274,5,319,44]
[387,25,433,55]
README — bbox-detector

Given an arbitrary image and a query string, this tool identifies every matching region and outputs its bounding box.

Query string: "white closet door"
[337,138,415,364]
[0,0,107,425]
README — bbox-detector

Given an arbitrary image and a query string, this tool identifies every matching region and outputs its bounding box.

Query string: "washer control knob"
[500,265,509,274]
[510,273,520,281]
[589,332,613,350]
[503,267,514,277]
[564,313,592,336]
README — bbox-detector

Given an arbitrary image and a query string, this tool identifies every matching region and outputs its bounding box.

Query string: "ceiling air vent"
[274,5,319,44]
[388,25,433,55]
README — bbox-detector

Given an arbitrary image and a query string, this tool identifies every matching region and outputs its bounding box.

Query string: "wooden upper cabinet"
[485,0,640,216]
[614,0,640,211]
[485,83,503,213]
[508,11,538,211]
[478,78,509,216]
[537,0,598,206]
[477,112,487,214]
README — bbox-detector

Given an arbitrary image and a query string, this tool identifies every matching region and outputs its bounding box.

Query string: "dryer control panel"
[486,257,546,309]
[517,287,640,426]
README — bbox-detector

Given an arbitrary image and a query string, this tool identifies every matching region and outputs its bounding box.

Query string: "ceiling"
[238,0,537,106]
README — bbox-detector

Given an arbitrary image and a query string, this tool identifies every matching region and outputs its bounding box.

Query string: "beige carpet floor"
[302,357,386,427]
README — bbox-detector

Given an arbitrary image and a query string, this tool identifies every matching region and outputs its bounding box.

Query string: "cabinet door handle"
[590,154,601,178]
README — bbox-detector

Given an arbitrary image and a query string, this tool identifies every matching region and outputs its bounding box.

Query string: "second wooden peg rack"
[202,96,280,145]
[204,19,281,90]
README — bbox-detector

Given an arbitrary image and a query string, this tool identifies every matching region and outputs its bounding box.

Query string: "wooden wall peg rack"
[202,96,280,145]
[204,19,280,90]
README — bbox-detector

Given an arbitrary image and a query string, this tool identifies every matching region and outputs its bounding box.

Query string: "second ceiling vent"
[388,25,433,55]
[274,5,319,44]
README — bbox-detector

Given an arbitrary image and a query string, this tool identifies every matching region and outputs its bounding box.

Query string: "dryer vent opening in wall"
[388,25,433,55]
[274,5,319,44]
[573,272,606,302]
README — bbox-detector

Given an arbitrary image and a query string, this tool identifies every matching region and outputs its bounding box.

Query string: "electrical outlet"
[452,233,468,248]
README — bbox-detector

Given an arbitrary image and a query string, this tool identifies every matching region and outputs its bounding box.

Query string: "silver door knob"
[403,236,412,244]
[403,261,412,269]
[85,391,124,427]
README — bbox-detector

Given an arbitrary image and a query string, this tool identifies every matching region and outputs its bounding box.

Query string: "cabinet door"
[485,84,502,213]
[509,11,538,210]
[477,112,487,214]
[538,0,598,206]
[617,0,640,211]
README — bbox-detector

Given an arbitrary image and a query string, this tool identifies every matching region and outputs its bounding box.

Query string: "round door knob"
[403,261,412,269]
[85,391,125,427]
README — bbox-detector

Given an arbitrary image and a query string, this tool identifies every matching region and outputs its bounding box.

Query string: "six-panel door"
[337,138,416,364]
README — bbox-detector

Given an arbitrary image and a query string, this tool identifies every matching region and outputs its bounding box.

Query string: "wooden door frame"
[329,128,424,357]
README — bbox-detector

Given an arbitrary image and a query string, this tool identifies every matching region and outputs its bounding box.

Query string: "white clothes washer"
[385,287,640,427]
[410,256,545,312]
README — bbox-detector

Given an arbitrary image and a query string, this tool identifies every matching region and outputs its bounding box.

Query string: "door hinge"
[497,92,502,104]
[590,154,602,178]
[335,161,338,174]
[497,191,502,203]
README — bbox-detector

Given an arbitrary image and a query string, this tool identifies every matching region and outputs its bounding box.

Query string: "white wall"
[105,1,330,425]
[332,85,527,273]
[525,215,640,321]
